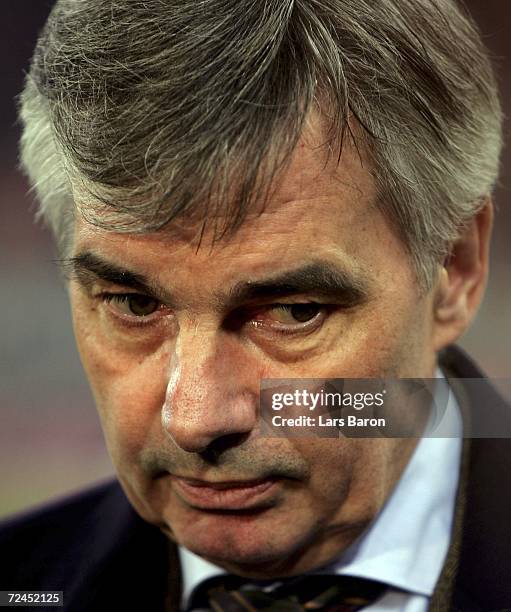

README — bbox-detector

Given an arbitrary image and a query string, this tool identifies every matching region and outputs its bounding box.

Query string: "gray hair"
[19,0,503,288]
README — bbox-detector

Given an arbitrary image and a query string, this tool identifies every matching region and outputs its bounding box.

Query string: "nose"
[162,330,259,453]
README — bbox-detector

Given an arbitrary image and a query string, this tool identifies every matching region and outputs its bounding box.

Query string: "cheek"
[71,300,170,463]
[296,438,401,534]
[300,307,422,381]
[321,439,401,527]
[348,296,433,378]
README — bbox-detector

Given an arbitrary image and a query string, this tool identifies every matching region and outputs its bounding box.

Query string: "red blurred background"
[1,1,509,518]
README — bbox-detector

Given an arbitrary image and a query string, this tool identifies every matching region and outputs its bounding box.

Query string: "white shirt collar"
[179,370,463,605]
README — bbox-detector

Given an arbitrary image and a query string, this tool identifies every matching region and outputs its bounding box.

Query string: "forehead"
[72,124,408,293]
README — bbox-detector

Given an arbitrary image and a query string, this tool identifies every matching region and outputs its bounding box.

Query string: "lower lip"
[171,477,279,511]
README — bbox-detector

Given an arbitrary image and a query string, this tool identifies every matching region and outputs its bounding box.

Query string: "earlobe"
[432,198,493,350]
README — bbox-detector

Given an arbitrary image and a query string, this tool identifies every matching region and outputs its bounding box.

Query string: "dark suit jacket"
[0,346,510,611]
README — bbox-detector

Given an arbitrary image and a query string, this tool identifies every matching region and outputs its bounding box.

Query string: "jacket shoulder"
[0,479,173,611]
[0,480,128,589]
[0,479,121,536]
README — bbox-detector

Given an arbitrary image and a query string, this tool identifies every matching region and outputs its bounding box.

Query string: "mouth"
[170,476,281,511]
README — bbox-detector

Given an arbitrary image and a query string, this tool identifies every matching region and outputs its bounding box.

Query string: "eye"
[250,302,328,335]
[103,293,161,317]
[271,303,323,324]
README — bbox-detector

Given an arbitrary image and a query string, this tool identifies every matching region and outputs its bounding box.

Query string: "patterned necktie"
[186,574,388,611]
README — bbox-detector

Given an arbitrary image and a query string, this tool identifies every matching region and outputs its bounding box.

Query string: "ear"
[432,198,493,352]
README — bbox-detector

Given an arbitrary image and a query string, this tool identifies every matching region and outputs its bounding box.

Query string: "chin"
[167,509,318,577]
[168,503,368,579]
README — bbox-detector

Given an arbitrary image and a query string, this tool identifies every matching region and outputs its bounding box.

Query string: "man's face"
[69,127,440,577]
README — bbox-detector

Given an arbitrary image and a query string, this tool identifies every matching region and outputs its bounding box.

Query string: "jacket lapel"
[432,346,511,610]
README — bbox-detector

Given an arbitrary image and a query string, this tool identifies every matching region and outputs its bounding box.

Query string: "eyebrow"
[63,252,171,302]
[64,251,370,308]
[224,263,370,307]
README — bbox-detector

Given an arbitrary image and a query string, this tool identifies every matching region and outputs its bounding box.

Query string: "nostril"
[199,432,251,463]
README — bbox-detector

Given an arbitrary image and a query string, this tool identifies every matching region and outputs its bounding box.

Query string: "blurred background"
[1,1,509,519]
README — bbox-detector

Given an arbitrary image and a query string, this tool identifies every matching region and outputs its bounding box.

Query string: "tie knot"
[187,574,388,611]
